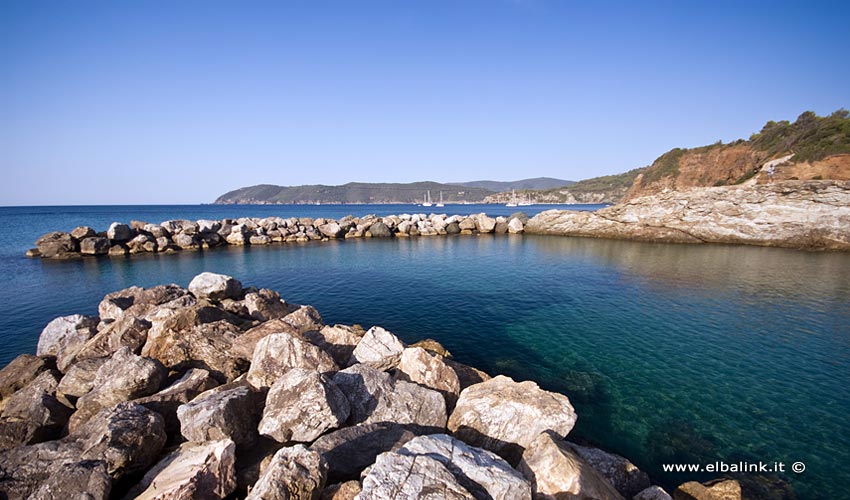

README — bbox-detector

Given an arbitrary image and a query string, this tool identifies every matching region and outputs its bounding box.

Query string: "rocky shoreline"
[0,273,743,500]
[28,213,528,260]
[27,181,850,261]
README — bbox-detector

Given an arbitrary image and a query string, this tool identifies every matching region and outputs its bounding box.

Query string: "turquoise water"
[1,205,848,499]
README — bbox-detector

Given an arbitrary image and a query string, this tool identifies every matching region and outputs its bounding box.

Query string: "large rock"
[525,180,850,250]
[358,452,475,499]
[0,354,49,402]
[367,222,392,238]
[133,368,219,434]
[98,284,193,322]
[126,439,237,500]
[508,218,525,234]
[71,315,151,366]
[230,319,302,361]
[36,314,99,370]
[0,371,71,449]
[247,333,339,389]
[305,325,364,367]
[35,231,78,258]
[0,402,165,499]
[319,222,346,239]
[56,357,108,402]
[517,431,624,500]
[673,480,742,500]
[283,305,325,333]
[178,385,260,446]
[243,288,294,321]
[444,359,491,391]
[259,368,350,443]
[246,445,327,500]
[397,347,461,410]
[349,326,405,371]
[188,272,244,300]
[635,486,674,500]
[397,434,532,500]
[321,481,361,500]
[107,222,132,241]
[566,442,650,498]
[447,375,577,465]
[69,347,166,431]
[80,236,110,255]
[28,460,111,500]
[70,226,97,240]
[332,364,446,428]
[474,214,497,233]
[311,423,432,483]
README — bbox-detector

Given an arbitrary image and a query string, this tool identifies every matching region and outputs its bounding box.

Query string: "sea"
[1,203,848,500]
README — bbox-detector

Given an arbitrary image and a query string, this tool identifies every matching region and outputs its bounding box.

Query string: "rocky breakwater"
[0,272,743,499]
[526,180,850,251]
[28,213,528,260]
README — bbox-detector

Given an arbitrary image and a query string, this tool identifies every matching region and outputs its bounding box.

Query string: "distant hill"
[214,181,494,204]
[625,109,850,199]
[456,177,575,192]
[483,168,646,204]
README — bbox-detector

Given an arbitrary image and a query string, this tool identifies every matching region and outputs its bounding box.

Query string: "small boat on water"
[436,191,445,207]
[422,191,433,207]
[506,189,518,207]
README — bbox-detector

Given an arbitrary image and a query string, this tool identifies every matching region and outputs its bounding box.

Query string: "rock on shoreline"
[0,272,743,499]
[27,213,527,260]
[526,180,850,251]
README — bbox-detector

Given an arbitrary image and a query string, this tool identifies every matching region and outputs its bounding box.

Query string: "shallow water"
[1,205,848,499]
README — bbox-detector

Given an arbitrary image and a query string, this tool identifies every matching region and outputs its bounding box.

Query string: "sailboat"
[436,191,445,207]
[518,193,532,206]
[505,190,518,207]
[421,191,433,207]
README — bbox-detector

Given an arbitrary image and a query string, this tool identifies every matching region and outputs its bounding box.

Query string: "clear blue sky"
[2,0,848,205]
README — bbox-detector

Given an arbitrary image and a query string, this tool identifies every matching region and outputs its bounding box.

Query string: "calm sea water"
[1,204,848,499]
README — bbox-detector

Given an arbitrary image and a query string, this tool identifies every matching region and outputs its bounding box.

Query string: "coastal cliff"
[0,273,742,499]
[526,180,850,251]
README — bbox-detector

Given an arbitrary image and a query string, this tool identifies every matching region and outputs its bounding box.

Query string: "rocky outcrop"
[447,375,577,465]
[673,479,742,500]
[29,213,526,260]
[526,181,850,251]
[0,273,722,499]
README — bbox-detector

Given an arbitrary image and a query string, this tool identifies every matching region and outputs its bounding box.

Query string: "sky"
[2,0,849,205]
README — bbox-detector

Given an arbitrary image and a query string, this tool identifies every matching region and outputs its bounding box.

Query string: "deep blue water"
[1,204,849,499]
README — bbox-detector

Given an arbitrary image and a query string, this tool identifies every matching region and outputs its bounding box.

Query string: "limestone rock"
[635,486,674,500]
[98,284,192,322]
[283,305,325,333]
[247,333,339,389]
[397,347,461,410]
[673,479,742,500]
[474,214,497,233]
[80,236,110,255]
[444,359,491,391]
[358,452,475,499]
[231,319,302,361]
[0,371,72,449]
[106,222,131,241]
[305,324,364,367]
[246,445,327,500]
[409,338,451,357]
[367,222,392,238]
[319,222,345,239]
[70,226,97,240]
[189,272,244,300]
[35,231,78,258]
[28,460,111,500]
[72,315,150,366]
[259,368,350,443]
[447,375,576,465]
[133,368,219,434]
[321,481,361,500]
[56,357,108,402]
[517,431,624,500]
[127,439,237,500]
[397,434,532,500]
[508,218,525,233]
[332,364,446,428]
[349,326,405,371]
[0,354,49,402]
[244,288,294,321]
[311,422,431,483]
[69,347,166,431]
[525,181,850,251]
[178,385,260,445]
[36,314,99,370]
[567,442,650,498]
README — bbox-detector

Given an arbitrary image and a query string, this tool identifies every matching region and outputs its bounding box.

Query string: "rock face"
[259,368,350,443]
[447,375,577,465]
[396,434,532,500]
[526,180,850,250]
[397,347,462,410]
[359,452,475,499]
[247,333,339,389]
[332,364,446,428]
[35,231,78,258]
[134,368,219,434]
[517,431,625,500]
[349,326,405,371]
[0,354,49,401]
[0,371,72,449]
[178,385,260,445]
[28,460,111,500]
[246,445,327,500]
[36,314,99,371]
[127,439,237,500]
[567,442,650,498]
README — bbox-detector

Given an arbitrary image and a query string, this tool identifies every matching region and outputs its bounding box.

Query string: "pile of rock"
[28,213,528,259]
[0,272,741,500]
